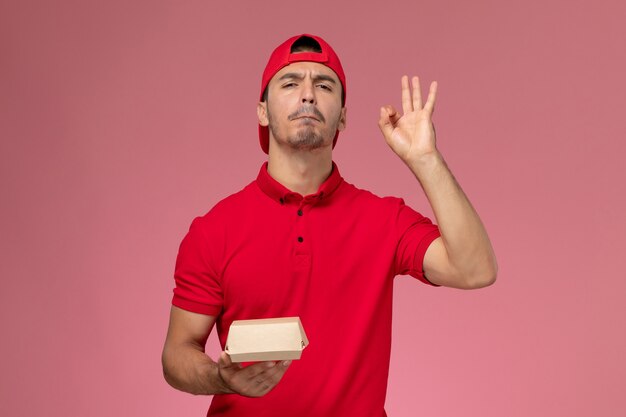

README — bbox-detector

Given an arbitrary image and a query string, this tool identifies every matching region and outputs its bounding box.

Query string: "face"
[258,61,346,152]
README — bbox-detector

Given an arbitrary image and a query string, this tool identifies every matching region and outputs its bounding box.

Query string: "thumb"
[216,352,237,394]
[378,107,394,140]
[218,351,239,370]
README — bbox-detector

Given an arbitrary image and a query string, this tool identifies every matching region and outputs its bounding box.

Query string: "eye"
[317,83,332,91]
[282,82,297,88]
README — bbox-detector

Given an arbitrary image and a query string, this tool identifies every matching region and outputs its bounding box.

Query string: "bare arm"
[162,306,292,397]
[411,155,497,289]
[161,306,231,395]
[378,76,497,289]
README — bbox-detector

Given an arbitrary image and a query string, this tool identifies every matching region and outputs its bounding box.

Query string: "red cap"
[259,34,347,154]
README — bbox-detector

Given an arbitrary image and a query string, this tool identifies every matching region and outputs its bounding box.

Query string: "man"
[162,34,497,416]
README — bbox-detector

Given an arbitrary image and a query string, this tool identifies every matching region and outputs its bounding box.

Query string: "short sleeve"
[172,216,224,316]
[393,199,442,286]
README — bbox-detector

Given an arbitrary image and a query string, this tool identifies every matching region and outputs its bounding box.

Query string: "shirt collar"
[256,161,343,205]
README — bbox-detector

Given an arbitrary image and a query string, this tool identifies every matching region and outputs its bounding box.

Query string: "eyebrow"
[278,72,337,84]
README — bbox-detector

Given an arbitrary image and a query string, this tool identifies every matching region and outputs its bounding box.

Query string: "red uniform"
[172,161,440,416]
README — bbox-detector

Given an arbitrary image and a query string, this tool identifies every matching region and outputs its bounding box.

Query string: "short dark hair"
[261,37,344,103]
[291,36,322,54]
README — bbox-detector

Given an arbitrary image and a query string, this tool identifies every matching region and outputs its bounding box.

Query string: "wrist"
[211,362,236,395]
[405,150,445,176]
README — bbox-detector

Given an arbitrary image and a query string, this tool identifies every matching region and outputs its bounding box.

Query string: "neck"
[267,146,333,196]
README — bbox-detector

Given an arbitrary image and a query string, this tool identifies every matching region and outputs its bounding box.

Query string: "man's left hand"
[378,75,438,164]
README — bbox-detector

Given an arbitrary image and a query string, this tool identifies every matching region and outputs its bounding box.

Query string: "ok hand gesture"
[378,76,438,163]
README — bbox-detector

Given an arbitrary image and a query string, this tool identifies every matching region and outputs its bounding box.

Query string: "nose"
[300,80,316,104]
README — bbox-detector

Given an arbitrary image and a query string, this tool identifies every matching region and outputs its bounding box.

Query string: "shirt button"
[297,236,304,243]
[297,209,303,216]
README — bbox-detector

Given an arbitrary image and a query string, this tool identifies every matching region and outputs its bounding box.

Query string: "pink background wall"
[2,0,625,415]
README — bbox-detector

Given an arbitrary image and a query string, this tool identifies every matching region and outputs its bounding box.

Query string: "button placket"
[296,202,304,243]
[295,201,310,246]
[292,198,312,272]
[293,204,311,270]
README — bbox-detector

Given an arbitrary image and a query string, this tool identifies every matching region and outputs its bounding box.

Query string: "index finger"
[235,360,280,381]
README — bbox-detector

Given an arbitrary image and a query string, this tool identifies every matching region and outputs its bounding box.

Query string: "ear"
[337,106,347,131]
[257,101,269,127]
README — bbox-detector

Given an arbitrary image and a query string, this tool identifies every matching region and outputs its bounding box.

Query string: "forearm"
[162,342,233,395]
[406,151,497,285]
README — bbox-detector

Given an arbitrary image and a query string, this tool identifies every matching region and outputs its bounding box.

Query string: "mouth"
[289,106,325,123]
[293,115,320,122]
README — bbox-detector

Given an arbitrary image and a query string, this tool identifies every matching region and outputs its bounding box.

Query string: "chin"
[286,129,327,150]
[288,140,325,151]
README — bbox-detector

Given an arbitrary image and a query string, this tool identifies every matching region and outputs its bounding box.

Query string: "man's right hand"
[162,307,293,397]
[216,351,292,397]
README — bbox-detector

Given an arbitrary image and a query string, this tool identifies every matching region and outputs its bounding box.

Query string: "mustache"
[288,106,326,123]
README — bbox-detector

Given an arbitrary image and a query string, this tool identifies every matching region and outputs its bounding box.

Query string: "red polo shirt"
[172,161,441,417]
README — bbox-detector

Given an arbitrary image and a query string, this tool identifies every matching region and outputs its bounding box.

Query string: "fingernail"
[282,360,291,367]
[266,361,276,368]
